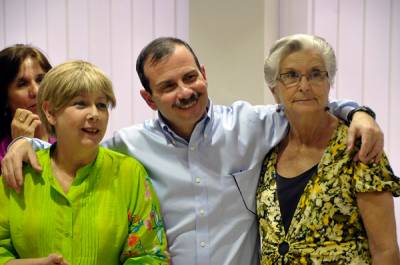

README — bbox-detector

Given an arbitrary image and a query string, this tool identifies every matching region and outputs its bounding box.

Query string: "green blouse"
[0,146,169,265]
[257,122,400,265]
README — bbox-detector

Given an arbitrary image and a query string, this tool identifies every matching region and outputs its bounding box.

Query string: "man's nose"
[177,82,194,98]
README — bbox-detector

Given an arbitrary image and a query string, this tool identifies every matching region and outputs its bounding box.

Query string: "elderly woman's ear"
[269,87,281,104]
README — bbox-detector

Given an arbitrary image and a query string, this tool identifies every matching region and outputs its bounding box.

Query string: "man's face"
[141,45,209,138]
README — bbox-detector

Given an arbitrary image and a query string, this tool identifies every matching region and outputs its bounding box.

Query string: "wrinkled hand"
[11,108,42,139]
[1,137,41,193]
[346,111,384,163]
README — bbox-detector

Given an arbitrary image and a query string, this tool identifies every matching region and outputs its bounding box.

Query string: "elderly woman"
[0,44,55,164]
[0,61,169,264]
[257,34,400,264]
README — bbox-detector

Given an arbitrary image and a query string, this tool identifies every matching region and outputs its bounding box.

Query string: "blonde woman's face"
[47,91,109,151]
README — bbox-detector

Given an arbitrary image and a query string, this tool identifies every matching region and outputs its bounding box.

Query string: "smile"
[177,99,197,109]
[294,99,313,102]
[82,128,99,134]
[174,92,201,109]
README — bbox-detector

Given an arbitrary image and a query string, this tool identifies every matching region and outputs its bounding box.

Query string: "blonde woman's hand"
[11,108,41,139]
[5,254,69,265]
[41,254,69,265]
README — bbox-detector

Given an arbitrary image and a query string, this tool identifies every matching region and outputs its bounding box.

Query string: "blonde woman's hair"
[37,60,116,135]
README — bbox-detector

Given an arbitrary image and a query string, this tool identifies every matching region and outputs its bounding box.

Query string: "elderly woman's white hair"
[264,34,337,89]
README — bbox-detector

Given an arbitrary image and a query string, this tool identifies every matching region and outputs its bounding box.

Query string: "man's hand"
[11,108,42,139]
[347,111,384,163]
[1,138,42,193]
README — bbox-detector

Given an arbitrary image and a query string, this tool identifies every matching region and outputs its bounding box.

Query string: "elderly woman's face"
[274,49,330,114]
[7,57,45,116]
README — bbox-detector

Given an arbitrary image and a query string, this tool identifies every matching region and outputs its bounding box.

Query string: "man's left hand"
[346,111,384,163]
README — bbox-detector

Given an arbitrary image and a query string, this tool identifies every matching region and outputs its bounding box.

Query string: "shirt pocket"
[221,164,261,216]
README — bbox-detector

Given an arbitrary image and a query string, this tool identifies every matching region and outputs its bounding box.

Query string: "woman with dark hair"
[0,44,53,163]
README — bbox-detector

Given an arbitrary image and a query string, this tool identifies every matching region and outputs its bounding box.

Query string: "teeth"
[178,101,196,109]
[83,128,98,133]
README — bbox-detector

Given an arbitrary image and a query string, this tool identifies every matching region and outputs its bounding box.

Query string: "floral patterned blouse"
[257,122,400,265]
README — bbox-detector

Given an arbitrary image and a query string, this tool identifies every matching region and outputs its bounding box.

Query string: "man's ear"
[140,90,158,111]
[42,101,56,125]
[200,65,207,80]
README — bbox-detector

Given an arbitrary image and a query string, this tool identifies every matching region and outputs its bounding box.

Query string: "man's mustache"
[174,92,201,108]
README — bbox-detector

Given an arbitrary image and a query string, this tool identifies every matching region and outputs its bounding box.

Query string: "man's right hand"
[1,137,42,193]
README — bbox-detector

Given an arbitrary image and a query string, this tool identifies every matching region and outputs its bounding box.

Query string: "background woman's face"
[7,57,45,116]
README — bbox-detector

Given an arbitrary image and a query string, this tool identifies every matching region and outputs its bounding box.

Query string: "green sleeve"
[0,180,17,264]
[120,161,170,265]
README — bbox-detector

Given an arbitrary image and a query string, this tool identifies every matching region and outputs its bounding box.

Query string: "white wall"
[0,0,189,139]
[189,0,266,105]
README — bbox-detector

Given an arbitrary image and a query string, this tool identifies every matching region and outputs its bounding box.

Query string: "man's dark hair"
[136,37,201,94]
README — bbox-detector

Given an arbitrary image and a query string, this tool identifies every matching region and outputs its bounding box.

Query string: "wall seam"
[45,0,49,51]
[387,0,393,154]
[2,0,5,45]
[24,0,27,43]
[335,0,340,99]
[361,0,366,105]
[130,0,134,123]
[65,0,69,59]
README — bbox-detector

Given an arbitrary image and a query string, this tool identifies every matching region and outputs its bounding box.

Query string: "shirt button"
[195,177,201,184]
[190,145,196,151]
[278,241,289,256]
[200,241,206,247]
[199,209,205,216]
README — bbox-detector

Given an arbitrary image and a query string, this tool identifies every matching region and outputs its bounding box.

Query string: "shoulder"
[213,101,277,115]
[212,100,282,125]
[106,119,163,144]
[101,147,143,165]
[100,147,147,176]
[331,122,350,146]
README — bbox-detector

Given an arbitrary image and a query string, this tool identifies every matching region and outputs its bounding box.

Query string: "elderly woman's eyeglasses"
[277,70,329,87]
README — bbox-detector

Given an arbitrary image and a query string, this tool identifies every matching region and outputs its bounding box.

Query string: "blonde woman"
[0,60,169,265]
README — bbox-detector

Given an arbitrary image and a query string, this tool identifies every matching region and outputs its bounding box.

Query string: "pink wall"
[0,0,189,139]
